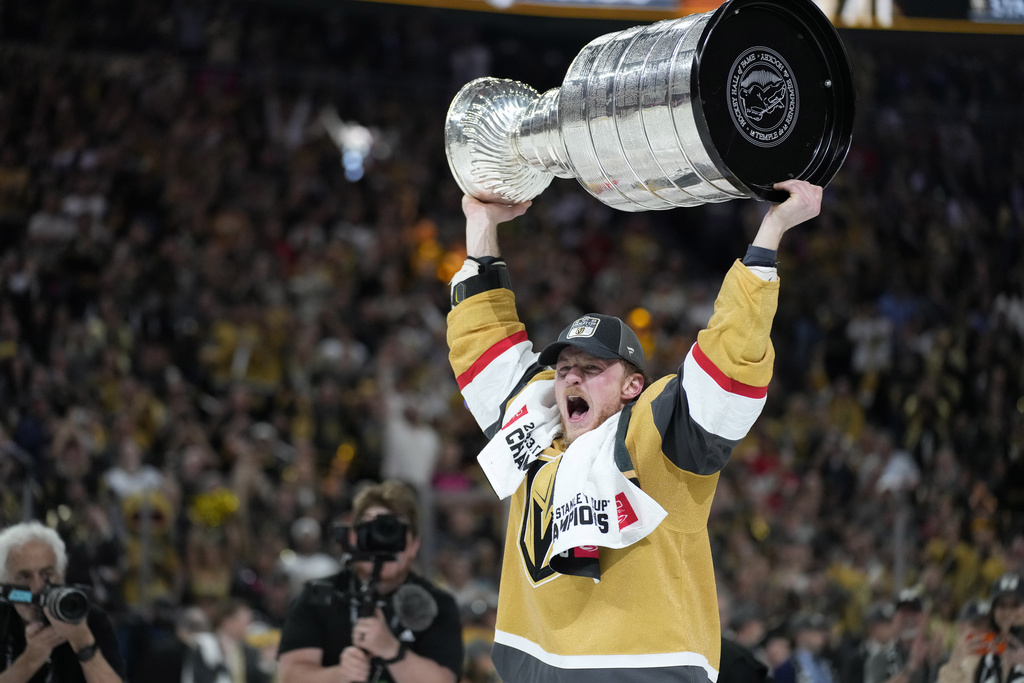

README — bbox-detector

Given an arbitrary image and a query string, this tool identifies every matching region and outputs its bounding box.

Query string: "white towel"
[476,379,666,554]
[476,379,562,498]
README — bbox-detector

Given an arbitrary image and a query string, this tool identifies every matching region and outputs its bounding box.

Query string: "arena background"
[0,1,1023,681]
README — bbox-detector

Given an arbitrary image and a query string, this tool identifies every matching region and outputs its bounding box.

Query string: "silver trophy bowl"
[444,0,855,211]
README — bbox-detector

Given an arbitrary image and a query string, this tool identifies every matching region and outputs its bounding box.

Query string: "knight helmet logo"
[518,457,560,586]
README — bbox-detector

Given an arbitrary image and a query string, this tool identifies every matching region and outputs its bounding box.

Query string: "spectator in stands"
[774,612,838,683]
[278,517,340,596]
[970,575,1024,683]
[837,602,895,683]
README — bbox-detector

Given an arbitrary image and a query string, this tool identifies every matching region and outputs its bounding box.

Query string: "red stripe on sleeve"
[691,343,768,399]
[456,330,530,390]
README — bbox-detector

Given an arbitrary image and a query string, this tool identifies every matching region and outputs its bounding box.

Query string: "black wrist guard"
[742,244,778,268]
[451,259,512,307]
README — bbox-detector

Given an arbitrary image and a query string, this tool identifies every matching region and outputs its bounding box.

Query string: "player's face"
[6,539,60,624]
[554,348,643,445]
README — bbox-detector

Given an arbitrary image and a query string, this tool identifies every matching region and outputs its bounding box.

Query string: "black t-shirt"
[277,570,463,680]
[720,638,770,683]
[0,605,126,683]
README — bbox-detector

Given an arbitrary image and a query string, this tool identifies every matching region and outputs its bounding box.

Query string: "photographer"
[0,521,125,683]
[277,480,463,683]
[939,573,1024,683]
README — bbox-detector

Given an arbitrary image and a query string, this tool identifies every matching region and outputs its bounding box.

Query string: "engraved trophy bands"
[444,0,855,210]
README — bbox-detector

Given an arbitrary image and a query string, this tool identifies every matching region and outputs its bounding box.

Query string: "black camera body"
[0,583,90,624]
[353,514,408,556]
[324,514,409,619]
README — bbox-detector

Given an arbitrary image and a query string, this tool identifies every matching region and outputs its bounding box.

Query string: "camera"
[1,583,90,624]
[354,514,407,555]
[320,514,410,621]
[333,514,408,561]
[1011,624,1024,643]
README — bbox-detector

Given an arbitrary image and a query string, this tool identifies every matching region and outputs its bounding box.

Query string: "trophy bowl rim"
[693,0,857,202]
[444,77,551,204]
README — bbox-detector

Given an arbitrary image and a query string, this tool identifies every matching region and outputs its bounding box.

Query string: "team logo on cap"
[566,316,600,339]
[728,47,799,149]
[997,575,1020,593]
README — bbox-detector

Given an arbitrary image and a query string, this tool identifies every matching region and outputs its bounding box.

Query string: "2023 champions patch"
[566,315,600,339]
[728,47,799,149]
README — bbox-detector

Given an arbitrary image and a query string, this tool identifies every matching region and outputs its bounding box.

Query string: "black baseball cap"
[958,598,990,623]
[538,313,646,373]
[864,602,895,626]
[895,586,925,611]
[790,612,829,634]
[990,573,1024,603]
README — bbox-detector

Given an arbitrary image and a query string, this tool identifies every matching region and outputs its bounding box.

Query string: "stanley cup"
[444,0,855,211]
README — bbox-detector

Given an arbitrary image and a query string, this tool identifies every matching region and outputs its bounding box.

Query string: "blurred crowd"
[0,1,1023,682]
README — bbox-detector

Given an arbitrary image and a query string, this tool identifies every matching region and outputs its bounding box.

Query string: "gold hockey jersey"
[447,260,779,683]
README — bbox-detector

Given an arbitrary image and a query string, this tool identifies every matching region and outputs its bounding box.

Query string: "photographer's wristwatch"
[381,642,407,665]
[75,643,98,662]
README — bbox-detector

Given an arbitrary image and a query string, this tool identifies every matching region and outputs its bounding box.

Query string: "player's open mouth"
[566,396,590,422]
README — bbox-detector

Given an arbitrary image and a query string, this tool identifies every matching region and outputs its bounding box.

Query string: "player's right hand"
[462,194,531,227]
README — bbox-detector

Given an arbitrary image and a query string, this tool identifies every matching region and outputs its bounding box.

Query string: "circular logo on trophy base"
[727,47,799,149]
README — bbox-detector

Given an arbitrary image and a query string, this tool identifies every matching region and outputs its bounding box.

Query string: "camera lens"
[356,514,408,554]
[42,586,89,624]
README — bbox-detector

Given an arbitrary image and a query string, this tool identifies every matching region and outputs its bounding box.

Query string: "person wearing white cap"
[278,517,340,595]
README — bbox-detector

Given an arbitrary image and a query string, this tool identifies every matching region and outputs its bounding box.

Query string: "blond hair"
[352,480,420,537]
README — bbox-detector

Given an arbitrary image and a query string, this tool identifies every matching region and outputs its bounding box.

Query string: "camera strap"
[1,609,19,676]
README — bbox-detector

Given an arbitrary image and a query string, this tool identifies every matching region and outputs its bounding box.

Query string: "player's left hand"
[765,179,822,231]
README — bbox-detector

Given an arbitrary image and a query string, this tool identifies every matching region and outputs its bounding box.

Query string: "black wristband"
[381,642,407,665]
[742,244,778,268]
[75,643,98,662]
[451,260,512,307]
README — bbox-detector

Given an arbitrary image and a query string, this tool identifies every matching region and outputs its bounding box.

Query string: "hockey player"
[446,180,822,682]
